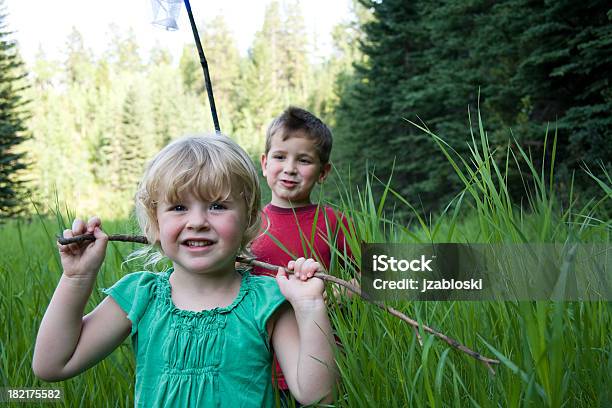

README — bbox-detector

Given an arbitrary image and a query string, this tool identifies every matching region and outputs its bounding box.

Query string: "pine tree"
[200,15,241,133]
[280,0,310,102]
[233,2,285,152]
[149,45,183,148]
[393,0,495,209]
[118,85,147,195]
[178,16,241,134]
[309,1,369,123]
[334,0,439,212]
[512,0,612,198]
[232,0,314,152]
[64,27,95,87]
[0,2,30,218]
[179,44,200,95]
[334,0,611,213]
[105,25,142,73]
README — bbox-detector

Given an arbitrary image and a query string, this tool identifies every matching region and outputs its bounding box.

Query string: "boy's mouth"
[280,179,299,188]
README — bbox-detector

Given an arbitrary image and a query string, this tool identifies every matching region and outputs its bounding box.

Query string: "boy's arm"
[271,259,337,404]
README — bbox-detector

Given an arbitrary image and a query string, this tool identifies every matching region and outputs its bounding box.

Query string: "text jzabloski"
[371,255,482,292]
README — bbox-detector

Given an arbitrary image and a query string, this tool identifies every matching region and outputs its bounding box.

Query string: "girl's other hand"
[58,217,108,280]
[275,257,325,303]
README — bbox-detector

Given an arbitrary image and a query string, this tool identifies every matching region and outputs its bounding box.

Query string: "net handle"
[183,0,221,133]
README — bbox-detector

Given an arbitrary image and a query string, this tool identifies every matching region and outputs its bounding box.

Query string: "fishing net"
[150,0,220,132]
[151,0,182,31]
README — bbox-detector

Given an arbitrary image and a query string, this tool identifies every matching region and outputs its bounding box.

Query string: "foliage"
[23,23,212,218]
[14,0,345,219]
[325,117,610,407]
[0,1,29,219]
[333,0,612,215]
[179,15,241,134]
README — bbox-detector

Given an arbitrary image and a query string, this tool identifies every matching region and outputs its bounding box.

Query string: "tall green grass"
[0,218,143,407]
[324,113,610,407]
[1,114,610,406]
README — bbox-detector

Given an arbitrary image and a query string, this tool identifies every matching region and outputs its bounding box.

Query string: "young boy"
[250,106,354,398]
[251,106,352,276]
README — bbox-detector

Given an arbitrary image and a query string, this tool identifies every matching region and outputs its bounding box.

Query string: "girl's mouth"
[183,240,213,247]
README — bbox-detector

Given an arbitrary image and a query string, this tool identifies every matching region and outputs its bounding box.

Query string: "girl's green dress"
[103,269,286,407]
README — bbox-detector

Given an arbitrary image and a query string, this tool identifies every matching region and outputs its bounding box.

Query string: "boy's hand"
[58,217,108,281]
[275,257,325,303]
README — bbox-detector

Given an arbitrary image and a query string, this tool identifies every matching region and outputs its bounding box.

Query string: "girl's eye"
[172,205,187,212]
[209,202,227,211]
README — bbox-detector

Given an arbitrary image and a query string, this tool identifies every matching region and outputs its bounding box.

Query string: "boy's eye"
[272,154,285,160]
[299,158,313,164]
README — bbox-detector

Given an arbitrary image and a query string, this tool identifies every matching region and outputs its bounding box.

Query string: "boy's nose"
[282,159,297,174]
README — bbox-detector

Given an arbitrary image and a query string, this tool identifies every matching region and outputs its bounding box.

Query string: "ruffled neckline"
[157,268,251,318]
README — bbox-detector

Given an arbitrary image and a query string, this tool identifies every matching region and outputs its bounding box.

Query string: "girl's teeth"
[187,241,210,247]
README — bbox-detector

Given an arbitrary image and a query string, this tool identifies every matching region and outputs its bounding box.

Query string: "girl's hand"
[275,257,325,303]
[58,217,108,281]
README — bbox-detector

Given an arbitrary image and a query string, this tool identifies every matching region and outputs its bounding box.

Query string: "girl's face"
[155,189,247,277]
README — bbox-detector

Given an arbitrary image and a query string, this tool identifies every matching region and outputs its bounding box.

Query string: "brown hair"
[265,106,333,164]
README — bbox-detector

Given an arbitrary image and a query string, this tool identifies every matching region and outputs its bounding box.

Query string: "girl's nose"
[186,211,210,229]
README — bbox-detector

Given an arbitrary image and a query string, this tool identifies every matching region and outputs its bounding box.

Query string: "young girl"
[32,134,336,406]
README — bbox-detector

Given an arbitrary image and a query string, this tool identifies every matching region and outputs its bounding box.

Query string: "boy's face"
[261,131,331,208]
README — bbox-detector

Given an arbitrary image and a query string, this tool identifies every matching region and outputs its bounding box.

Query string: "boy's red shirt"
[249,203,353,390]
[250,203,352,276]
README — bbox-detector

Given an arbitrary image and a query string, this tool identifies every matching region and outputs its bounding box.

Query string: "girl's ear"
[318,162,332,183]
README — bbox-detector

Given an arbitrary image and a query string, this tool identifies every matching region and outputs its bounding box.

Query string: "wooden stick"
[57,233,500,371]
[240,256,498,373]
[57,234,149,245]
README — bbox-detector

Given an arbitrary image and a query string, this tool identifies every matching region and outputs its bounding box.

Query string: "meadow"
[1,121,610,407]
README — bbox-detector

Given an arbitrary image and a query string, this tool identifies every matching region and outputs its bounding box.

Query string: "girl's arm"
[32,218,131,381]
[271,258,336,404]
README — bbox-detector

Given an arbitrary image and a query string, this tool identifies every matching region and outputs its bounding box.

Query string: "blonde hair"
[134,134,261,262]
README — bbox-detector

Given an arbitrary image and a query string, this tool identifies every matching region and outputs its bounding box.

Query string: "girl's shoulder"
[239,271,287,328]
[243,271,283,300]
[104,270,164,296]
[102,270,168,331]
